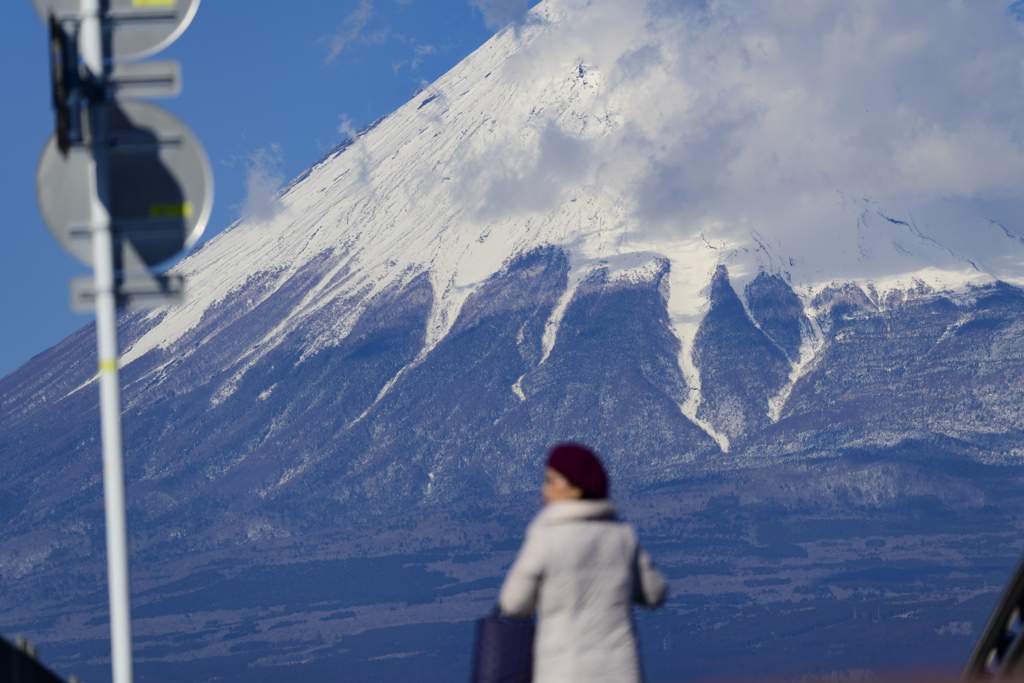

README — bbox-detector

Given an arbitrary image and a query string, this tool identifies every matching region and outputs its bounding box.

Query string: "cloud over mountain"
[459,0,1024,281]
[470,0,531,29]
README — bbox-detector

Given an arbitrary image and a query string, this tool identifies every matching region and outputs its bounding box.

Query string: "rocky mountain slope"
[4,0,1024,680]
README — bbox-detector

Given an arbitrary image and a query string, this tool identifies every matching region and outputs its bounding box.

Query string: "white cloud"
[321,1,388,64]
[461,120,592,218]
[337,115,358,140]
[462,0,1024,257]
[469,0,530,30]
[241,145,285,224]
[335,115,375,186]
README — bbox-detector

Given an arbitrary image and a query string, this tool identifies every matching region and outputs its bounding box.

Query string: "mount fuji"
[4,1,1024,681]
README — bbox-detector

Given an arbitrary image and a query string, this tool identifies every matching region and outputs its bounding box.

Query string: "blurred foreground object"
[0,633,78,683]
[30,1,209,682]
[963,553,1024,679]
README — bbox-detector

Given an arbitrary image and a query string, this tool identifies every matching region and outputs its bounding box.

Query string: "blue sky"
[0,0,540,379]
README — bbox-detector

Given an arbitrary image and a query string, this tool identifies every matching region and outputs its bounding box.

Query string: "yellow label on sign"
[133,0,176,6]
[150,202,193,219]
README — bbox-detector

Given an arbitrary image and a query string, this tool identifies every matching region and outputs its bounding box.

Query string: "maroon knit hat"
[546,443,608,499]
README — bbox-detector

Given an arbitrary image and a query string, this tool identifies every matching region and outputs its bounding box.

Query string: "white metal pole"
[81,0,136,681]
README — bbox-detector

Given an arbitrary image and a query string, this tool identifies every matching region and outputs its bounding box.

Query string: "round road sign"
[37,99,213,268]
[32,0,201,61]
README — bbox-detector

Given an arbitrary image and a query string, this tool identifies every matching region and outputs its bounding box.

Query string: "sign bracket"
[31,2,208,683]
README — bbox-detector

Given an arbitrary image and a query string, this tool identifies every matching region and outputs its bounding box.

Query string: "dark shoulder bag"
[470,607,534,683]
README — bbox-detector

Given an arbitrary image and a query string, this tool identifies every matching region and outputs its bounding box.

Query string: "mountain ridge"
[99,1,1024,443]
[5,1,1024,680]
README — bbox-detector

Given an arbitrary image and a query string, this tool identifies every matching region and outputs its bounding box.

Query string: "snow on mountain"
[114,0,1024,445]
[8,4,1024,679]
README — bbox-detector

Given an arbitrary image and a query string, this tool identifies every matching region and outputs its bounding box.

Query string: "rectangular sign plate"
[71,274,185,312]
[108,60,181,99]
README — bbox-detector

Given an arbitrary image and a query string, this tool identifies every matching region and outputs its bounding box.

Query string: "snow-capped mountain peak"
[111,0,1024,437]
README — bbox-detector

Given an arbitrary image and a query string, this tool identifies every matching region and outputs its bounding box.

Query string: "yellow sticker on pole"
[133,0,177,6]
[99,359,118,373]
[149,202,193,219]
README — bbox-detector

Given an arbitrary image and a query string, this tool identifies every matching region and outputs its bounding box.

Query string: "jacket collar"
[533,499,617,525]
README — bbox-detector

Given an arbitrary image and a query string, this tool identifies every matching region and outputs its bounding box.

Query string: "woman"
[499,443,668,683]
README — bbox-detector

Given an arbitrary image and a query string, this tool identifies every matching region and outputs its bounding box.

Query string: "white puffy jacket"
[498,499,668,683]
